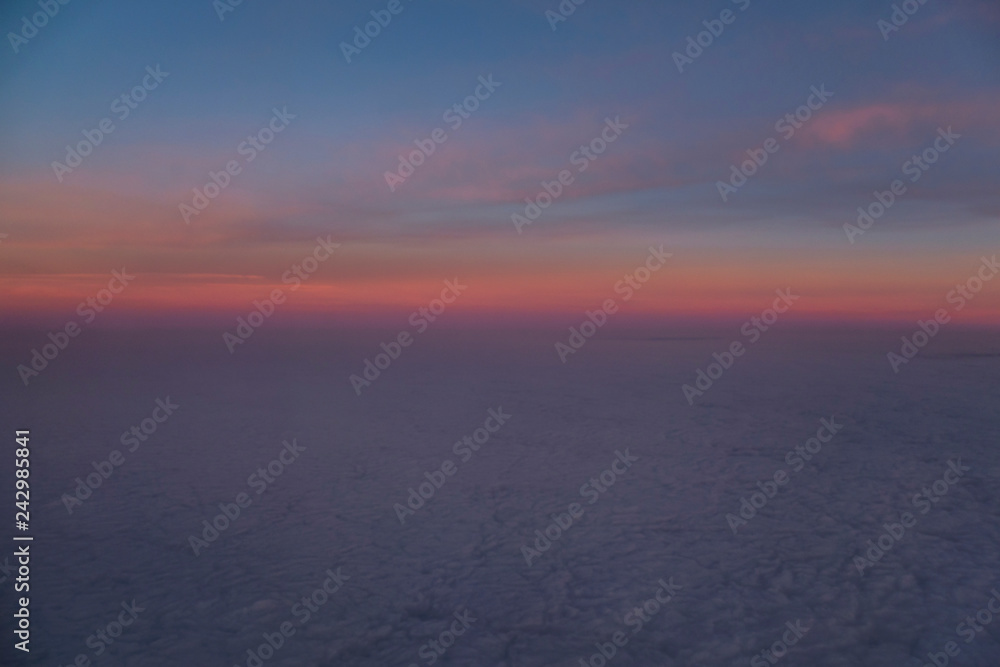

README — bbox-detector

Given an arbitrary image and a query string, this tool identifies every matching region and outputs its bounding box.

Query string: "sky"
[1,0,998,327]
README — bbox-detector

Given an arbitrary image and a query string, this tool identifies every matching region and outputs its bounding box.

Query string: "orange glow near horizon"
[3,242,998,326]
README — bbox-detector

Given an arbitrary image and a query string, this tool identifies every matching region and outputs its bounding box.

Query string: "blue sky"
[1,0,998,323]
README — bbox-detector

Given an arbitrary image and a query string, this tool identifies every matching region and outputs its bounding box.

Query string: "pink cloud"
[797,95,1000,149]
[802,104,912,148]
